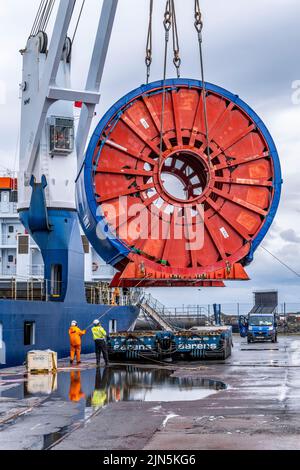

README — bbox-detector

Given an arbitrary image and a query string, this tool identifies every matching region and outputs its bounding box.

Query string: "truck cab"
[239,313,278,343]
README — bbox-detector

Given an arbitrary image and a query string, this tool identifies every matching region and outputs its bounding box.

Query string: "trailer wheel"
[227,342,232,359]
[221,340,230,360]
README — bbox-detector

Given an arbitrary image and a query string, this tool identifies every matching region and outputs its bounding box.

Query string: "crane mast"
[18,0,118,301]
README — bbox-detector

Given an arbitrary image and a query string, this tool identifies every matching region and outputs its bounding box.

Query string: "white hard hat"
[93,319,100,326]
[71,321,78,327]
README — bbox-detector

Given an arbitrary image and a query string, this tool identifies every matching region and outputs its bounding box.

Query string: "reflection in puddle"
[0,367,227,450]
[1,367,227,407]
[83,368,227,407]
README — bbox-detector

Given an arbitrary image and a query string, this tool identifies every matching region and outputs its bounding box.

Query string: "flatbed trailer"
[107,326,233,361]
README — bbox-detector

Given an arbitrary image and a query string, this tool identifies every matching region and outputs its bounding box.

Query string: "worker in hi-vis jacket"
[91,367,109,409]
[69,321,86,365]
[92,320,109,367]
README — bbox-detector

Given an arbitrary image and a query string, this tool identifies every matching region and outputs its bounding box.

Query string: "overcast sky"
[0,0,300,309]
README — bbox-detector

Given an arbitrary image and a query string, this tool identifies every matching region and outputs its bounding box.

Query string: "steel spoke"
[212,187,268,216]
[96,167,154,177]
[98,183,155,203]
[214,177,272,187]
[205,218,227,260]
[142,96,172,149]
[209,102,235,141]
[214,152,270,171]
[105,139,156,165]
[206,197,251,240]
[211,124,256,160]
[121,115,160,156]
[172,90,183,146]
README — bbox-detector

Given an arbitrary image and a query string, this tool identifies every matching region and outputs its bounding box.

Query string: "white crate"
[27,373,58,395]
[27,350,58,373]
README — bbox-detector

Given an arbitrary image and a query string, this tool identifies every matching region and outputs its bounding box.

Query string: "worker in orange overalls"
[69,321,86,365]
[69,371,85,402]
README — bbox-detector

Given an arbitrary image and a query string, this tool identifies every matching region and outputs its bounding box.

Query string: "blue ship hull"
[0,299,139,368]
[0,207,139,368]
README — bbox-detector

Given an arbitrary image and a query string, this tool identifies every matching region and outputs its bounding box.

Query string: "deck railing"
[0,279,299,331]
[0,278,144,305]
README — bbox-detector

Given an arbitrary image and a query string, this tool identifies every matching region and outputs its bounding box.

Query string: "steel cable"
[194,0,212,169]
[171,0,181,78]
[31,0,45,36]
[30,0,56,36]
[72,0,86,44]
[42,0,56,32]
[38,0,50,32]
[40,0,50,31]
[159,0,172,167]
[261,245,300,278]
[145,0,154,84]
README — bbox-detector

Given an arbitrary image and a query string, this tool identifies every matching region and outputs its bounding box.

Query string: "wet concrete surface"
[0,335,300,450]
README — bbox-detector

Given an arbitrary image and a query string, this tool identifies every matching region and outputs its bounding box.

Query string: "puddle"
[1,366,227,404]
[0,366,227,449]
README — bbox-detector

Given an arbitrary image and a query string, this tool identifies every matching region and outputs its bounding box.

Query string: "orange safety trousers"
[69,371,85,402]
[69,327,86,363]
[70,345,81,363]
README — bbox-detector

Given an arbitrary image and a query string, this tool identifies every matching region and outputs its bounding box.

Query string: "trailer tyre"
[221,340,230,360]
[226,342,232,359]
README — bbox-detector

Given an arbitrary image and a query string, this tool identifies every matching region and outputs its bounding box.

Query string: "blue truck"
[239,313,278,343]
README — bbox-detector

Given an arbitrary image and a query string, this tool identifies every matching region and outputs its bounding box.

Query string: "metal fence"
[28,265,44,278]
[0,279,141,305]
[80,283,143,307]
[157,303,300,333]
[1,268,17,277]
[161,303,300,317]
[0,279,45,301]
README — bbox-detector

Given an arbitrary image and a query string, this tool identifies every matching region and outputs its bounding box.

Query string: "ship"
[0,176,139,368]
[0,1,140,368]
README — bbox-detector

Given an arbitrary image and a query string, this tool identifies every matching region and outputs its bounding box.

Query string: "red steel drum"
[79,79,282,287]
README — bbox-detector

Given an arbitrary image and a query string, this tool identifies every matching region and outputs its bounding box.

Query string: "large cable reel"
[77,78,282,287]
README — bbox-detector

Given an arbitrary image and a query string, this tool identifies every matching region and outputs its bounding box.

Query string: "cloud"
[280,229,300,244]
